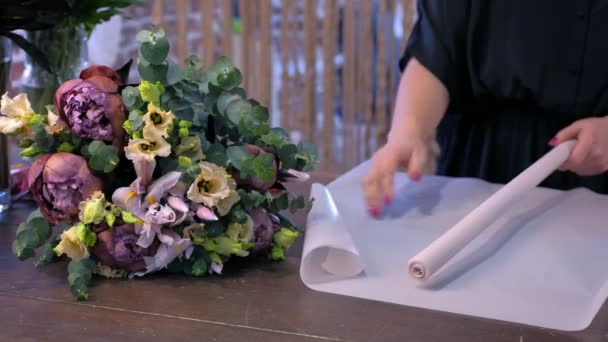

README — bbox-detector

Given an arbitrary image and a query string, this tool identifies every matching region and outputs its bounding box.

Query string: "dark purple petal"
[249,208,277,254]
[92,222,159,272]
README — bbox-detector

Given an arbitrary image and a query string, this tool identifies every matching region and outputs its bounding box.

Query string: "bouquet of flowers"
[2,28,317,300]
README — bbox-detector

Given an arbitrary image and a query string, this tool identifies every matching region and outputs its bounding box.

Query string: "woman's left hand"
[552,117,608,176]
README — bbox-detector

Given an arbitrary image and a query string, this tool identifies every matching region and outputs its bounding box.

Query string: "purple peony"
[54,65,126,147]
[28,153,103,225]
[249,208,278,254]
[92,222,160,272]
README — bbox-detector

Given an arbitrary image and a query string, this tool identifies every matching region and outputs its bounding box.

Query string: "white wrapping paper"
[300,142,608,331]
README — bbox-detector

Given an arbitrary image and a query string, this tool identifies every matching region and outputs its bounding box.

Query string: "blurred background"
[4,0,417,178]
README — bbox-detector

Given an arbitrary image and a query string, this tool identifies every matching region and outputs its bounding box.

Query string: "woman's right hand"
[362,135,439,217]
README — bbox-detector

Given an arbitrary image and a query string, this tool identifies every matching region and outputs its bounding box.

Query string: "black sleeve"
[399,0,470,100]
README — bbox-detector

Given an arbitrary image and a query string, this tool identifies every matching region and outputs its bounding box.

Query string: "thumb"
[551,121,582,146]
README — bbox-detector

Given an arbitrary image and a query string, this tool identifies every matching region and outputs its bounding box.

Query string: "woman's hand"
[362,136,439,217]
[552,117,608,176]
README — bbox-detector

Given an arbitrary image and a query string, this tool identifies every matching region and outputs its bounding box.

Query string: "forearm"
[387,58,449,143]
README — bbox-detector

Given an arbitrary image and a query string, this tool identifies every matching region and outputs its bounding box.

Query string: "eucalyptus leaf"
[121,86,144,111]
[166,60,182,85]
[88,143,119,173]
[226,146,250,170]
[217,92,243,115]
[138,59,168,83]
[205,222,226,238]
[207,56,242,90]
[277,144,298,169]
[192,258,208,276]
[225,99,252,124]
[205,143,228,167]
[140,37,169,65]
[183,55,204,82]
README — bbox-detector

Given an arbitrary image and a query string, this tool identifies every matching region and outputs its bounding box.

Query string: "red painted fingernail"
[369,208,381,217]
[412,172,422,181]
[548,137,558,146]
[384,195,392,205]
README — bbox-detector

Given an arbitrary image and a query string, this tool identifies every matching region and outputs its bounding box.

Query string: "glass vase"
[0,36,12,212]
[20,23,89,114]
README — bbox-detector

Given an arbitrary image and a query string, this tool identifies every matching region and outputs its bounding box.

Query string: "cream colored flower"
[53,226,89,261]
[45,107,64,134]
[0,92,34,134]
[124,129,171,162]
[143,103,175,138]
[217,183,240,216]
[187,162,239,209]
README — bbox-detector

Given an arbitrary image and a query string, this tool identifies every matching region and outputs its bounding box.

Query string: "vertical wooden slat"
[342,1,356,170]
[280,1,291,132]
[220,0,233,59]
[239,0,250,90]
[402,0,416,50]
[359,0,374,159]
[248,2,260,100]
[375,0,389,148]
[259,0,272,108]
[201,0,215,69]
[322,0,338,172]
[287,2,301,134]
[152,0,165,27]
[386,0,398,143]
[175,0,188,65]
[303,0,316,142]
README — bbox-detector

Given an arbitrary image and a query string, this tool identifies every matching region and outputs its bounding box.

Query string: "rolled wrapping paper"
[300,184,365,284]
[408,140,577,281]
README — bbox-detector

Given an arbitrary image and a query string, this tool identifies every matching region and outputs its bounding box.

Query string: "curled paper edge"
[300,184,365,285]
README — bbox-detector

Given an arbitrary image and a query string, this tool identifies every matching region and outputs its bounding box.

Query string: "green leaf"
[298,142,319,171]
[226,146,250,170]
[12,239,35,261]
[166,60,182,85]
[67,259,95,301]
[278,144,298,169]
[191,103,210,127]
[121,86,144,111]
[289,196,307,214]
[251,105,269,122]
[138,59,168,83]
[270,193,289,212]
[225,99,252,125]
[76,224,97,247]
[238,190,271,211]
[29,217,51,243]
[36,235,61,267]
[175,136,205,163]
[182,55,204,82]
[88,143,119,173]
[217,91,244,115]
[16,229,41,249]
[251,153,275,183]
[26,209,43,222]
[229,206,248,224]
[140,37,170,65]
[205,143,228,167]
[205,222,226,238]
[207,56,242,90]
[260,128,290,148]
[129,109,145,132]
[32,124,54,153]
[191,258,208,276]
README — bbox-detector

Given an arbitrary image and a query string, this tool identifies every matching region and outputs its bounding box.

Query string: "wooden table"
[1,178,608,342]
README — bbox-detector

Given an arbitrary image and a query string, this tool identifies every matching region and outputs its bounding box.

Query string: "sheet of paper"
[300,162,608,331]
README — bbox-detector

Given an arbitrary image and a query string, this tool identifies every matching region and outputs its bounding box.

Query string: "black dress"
[400,0,608,193]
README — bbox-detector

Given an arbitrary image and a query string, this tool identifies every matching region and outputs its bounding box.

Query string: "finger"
[560,130,593,172]
[380,163,396,207]
[407,144,428,181]
[362,165,383,215]
[552,121,583,146]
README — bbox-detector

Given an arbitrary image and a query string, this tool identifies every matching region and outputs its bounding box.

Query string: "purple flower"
[92,222,160,272]
[54,65,126,147]
[28,153,103,224]
[249,208,279,254]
